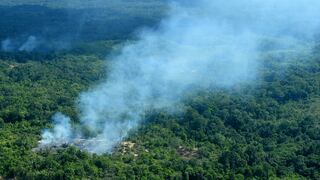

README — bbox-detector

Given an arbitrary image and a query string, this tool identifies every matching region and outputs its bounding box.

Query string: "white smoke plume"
[1,35,40,52]
[40,113,73,146]
[39,0,320,154]
[18,36,39,52]
[1,38,14,51]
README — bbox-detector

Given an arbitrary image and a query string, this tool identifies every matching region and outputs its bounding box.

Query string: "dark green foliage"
[0,3,165,45]
[0,2,319,179]
[1,44,319,179]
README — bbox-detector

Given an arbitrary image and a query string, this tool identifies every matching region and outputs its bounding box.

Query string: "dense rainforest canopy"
[0,1,319,179]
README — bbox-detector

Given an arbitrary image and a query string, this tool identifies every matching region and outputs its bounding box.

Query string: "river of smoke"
[39,0,320,154]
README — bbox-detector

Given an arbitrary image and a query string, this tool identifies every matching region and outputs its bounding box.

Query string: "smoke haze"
[1,35,41,52]
[1,38,14,51]
[39,0,320,154]
[41,113,73,146]
[0,1,166,53]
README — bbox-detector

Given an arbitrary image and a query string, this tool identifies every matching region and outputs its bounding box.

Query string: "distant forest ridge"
[0,0,168,52]
[0,0,168,9]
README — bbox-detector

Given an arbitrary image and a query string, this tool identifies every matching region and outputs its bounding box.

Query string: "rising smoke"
[18,36,39,52]
[39,0,320,154]
[0,35,73,52]
[41,113,73,146]
[1,38,14,51]
[1,35,40,52]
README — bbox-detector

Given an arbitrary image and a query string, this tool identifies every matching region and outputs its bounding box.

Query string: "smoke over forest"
[0,1,166,52]
[39,0,320,154]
